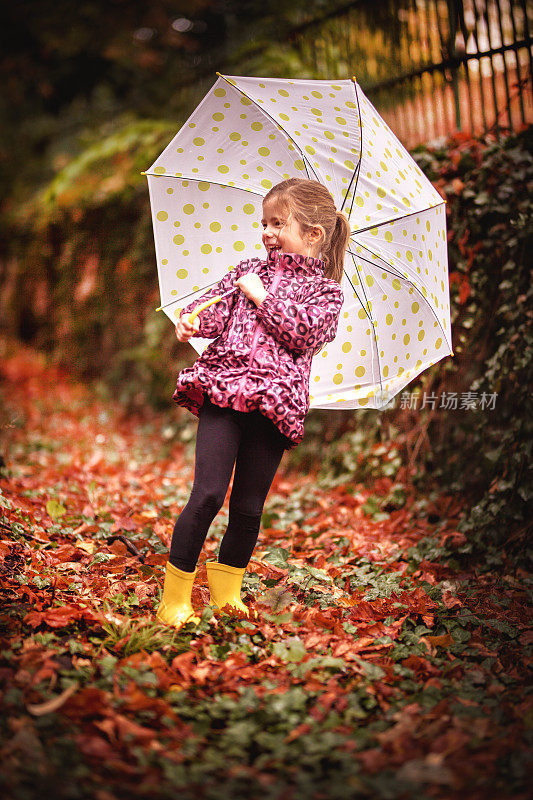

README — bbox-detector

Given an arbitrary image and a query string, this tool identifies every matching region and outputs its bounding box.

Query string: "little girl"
[156,178,349,627]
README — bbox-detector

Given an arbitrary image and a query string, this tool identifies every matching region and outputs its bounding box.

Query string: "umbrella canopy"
[145,74,452,409]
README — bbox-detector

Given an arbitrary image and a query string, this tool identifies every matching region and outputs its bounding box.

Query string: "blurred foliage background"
[0,0,531,572]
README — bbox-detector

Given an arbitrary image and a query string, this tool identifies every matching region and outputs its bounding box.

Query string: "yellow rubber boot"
[155,562,200,628]
[206,562,249,614]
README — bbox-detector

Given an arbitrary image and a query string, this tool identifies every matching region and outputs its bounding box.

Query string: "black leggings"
[169,396,289,571]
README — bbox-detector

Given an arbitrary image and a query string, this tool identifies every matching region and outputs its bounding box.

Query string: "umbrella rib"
[346,245,405,281]
[350,201,447,236]
[144,172,266,199]
[340,80,364,223]
[340,160,361,221]
[216,74,322,184]
[343,250,384,406]
[350,247,453,354]
[156,275,249,312]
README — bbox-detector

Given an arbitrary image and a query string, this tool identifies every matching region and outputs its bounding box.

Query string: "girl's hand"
[234,274,268,306]
[175,312,200,342]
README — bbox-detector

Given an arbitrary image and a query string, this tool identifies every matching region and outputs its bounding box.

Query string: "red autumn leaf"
[452,177,464,194]
[459,277,471,304]
[114,713,155,743]
[75,733,116,760]
[441,591,463,609]
[63,688,111,721]
[285,723,312,742]
[171,651,196,680]
[23,605,102,629]
[425,632,454,648]
[110,517,138,533]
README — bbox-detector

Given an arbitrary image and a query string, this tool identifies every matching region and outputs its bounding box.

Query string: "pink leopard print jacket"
[172,250,344,448]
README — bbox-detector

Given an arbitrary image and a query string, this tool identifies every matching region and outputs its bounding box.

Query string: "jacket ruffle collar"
[267,250,325,275]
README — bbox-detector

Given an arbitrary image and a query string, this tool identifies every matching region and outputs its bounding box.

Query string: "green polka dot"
[214,88,226,97]
[251,122,263,131]
[229,132,241,142]
[177,269,188,279]
[278,89,289,97]
[261,179,273,189]
[233,241,245,251]
[173,234,185,245]
[156,211,168,221]
[311,91,323,98]
[218,165,229,174]
[161,258,168,265]
[183,204,195,215]
[242,203,255,215]
[193,137,205,146]
[198,182,210,192]
[154,166,166,174]
[210,222,221,232]
[212,112,224,121]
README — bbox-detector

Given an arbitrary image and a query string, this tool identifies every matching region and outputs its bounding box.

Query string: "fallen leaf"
[27,681,80,716]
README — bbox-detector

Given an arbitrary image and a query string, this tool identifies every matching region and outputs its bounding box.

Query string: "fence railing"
[290,0,533,147]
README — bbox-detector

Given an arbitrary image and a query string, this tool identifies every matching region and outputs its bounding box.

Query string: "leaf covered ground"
[0,342,531,800]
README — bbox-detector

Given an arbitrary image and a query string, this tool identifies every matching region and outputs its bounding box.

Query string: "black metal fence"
[290,0,533,146]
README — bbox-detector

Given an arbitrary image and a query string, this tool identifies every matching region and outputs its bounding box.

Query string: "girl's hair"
[263,178,350,283]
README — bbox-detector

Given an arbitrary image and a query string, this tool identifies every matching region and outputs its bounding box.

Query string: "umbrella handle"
[187,286,238,324]
[188,294,223,324]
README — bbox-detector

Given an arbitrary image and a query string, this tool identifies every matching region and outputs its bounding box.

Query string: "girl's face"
[261,198,313,258]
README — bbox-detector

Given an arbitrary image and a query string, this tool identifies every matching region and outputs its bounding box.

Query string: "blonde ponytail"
[323,211,350,283]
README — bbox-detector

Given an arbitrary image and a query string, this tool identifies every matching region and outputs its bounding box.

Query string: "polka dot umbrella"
[144,73,452,409]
